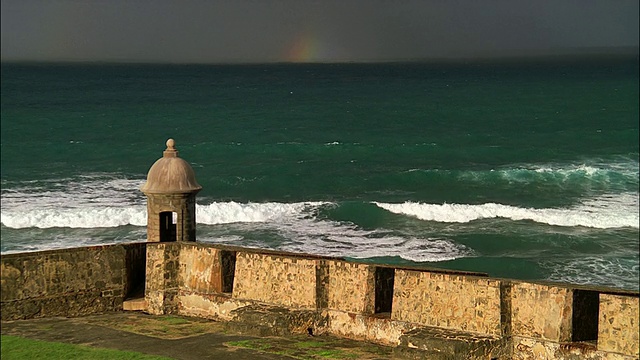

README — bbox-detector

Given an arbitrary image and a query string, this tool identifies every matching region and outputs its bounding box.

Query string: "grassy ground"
[81,314,392,359]
[225,336,392,359]
[81,314,225,339]
[1,335,173,360]
[1,313,394,360]
[94,314,392,359]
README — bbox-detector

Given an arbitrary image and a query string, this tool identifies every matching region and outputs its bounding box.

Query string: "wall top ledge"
[506,278,639,297]
[3,241,638,297]
[0,242,147,259]
[183,241,489,277]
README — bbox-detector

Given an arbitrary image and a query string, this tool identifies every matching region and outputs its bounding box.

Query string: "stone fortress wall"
[2,241,638,360]
[3,140,637,359]
[1,243,146,319]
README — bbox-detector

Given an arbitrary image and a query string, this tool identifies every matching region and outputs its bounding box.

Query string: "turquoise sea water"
[1,59,638,290]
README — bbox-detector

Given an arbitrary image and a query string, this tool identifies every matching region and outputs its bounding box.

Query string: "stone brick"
[392,269,501,336]
[145,242,181,314]
[3,241,639,360]
[326,260,374,314]
[0,243,145,320]
[399,326,508,359]
[179,244,222,293]
[598,294,639,357]
[326,309,414,346]
[512,336,638,360]
[232,252,317,308]
[510,282,572,342]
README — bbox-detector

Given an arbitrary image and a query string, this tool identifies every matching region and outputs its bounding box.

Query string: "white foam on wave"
[1,175,148,229]
[452,158,639,186]
[1,175,146,210]
[195,202,471,262]
[374,192,639,229]
[1,174,332,229]
[0,201,325,229]
[541,256,639,291]
[532,158,639,176]
[1,206,148,229]
[0,235,147,255]
[533,164,600,176]
[196,201,325,225]
[3,173,637,233]
[199,216,470,263]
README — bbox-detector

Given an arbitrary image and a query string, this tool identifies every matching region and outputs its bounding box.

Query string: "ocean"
[1,58,638,291]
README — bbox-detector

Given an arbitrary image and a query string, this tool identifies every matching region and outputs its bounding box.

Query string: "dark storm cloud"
[1,0,638,63]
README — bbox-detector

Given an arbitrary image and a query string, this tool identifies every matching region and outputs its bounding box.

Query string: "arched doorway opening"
[159,211,177,242]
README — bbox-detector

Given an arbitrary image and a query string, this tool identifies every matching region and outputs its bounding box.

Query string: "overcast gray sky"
[1,0,638,63]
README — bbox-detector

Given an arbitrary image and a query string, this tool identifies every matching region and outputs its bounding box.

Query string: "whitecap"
[374,193,639,229]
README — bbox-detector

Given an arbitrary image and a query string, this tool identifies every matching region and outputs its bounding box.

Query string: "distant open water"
[1,59,638,290]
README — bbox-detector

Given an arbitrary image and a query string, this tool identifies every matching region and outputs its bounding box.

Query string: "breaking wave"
[374,192,639,229]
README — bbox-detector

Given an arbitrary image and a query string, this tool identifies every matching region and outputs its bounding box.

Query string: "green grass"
[309,349,359,359]
[84,314,220,339]
[1,335,173,360]
[226,339,271,351]
[293,340,324,348]
[156,316,190,325]
[226,337,389,359]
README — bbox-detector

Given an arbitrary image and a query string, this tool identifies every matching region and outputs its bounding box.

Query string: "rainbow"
[285,31,317,62]
[284,31,339,63]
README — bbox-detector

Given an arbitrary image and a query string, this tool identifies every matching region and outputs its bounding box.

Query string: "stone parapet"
[511,281,573,342]
[145,242,181,315]
[326,260,374,314]
[598,293,639,357]
[392,269,502,336]
[3,242,639,360]
[1,243,146,320]
[232,252,318,309]
[179,244,222,293]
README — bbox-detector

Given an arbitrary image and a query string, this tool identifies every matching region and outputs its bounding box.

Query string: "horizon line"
[2,47,638,66]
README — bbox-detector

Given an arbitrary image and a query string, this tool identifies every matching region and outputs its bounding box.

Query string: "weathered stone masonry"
[1,243,146,320]
[1,241,638,359]
[149,241,640,359]
[3,139,638,359]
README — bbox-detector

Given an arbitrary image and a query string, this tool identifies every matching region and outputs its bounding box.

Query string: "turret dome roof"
[140,139,202,194]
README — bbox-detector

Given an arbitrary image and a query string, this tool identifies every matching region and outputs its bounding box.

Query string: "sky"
[1,0,638,63]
